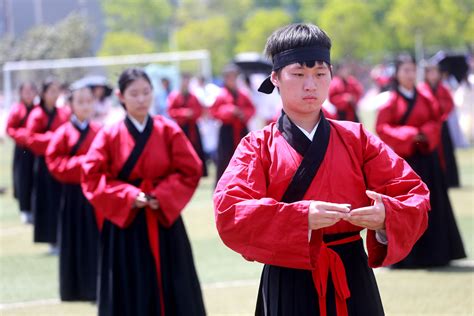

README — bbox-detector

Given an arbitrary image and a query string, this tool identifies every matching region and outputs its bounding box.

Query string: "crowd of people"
[4,22,472,316]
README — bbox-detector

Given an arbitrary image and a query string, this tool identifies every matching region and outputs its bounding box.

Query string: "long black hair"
[18,81,37,105]
[38,77,59,109]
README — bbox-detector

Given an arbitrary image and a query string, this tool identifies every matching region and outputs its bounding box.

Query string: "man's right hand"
[308,201,351,230]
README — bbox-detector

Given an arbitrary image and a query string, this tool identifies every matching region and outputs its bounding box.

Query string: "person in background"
[45,81,101,302]
[214,23,430,315]
[210,64,255,185]
[328,62,363,122]
[25,78,70,254]
[82,68,205,316]
[6,81,38,223]
[418,61,460,188]
[376,54,466,268]
[168,73,207,176]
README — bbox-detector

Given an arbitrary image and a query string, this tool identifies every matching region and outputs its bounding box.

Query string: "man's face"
[271,62,332,115]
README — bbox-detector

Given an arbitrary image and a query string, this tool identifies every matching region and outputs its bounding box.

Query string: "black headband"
[258,45,331,94]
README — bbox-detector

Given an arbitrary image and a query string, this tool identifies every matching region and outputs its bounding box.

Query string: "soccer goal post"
[2,49,212,109]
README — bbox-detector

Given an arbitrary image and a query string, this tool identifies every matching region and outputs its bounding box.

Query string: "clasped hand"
[308,190,385,231]
[134,192,159,210]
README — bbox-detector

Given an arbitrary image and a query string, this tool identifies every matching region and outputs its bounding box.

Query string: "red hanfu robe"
[82,115,205,316]
[46,120,101,301]
[376,89,465,267]
[210,87,255,184]
[26,105,70,243]
[328,76,363,122]
[6,103,36,211]
[167,91,208,176]
[418,82,460,187]
[214,112,430,315]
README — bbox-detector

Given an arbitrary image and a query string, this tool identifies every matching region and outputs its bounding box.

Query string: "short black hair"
[118,68,152,94]
[264,23,332,62]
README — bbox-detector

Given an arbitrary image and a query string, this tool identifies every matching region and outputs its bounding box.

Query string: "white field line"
[0,279,259,310]
[1,260,473,310]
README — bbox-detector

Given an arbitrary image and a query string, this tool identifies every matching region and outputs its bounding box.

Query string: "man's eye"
[317,73,326,77]
[293,73,304,77]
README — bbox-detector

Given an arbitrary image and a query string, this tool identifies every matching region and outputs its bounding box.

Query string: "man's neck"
[285,110,320,133]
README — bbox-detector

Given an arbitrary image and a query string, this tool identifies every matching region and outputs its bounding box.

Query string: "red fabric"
[418,82,454,122]
[375,89,442,158]
[312,235,361,316]
[329,76,363,121]
[25,106,71,156]
[82,116,202,311]
[214,119,429,271]
[45,121,101,184]
[210,87,255,148]
[167,91,203,145]
[6,103,36,146]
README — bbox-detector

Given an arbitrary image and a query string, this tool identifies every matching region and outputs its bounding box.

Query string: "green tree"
[100,0,172,46]
[318,0,386,61]
[235,8,292,54]
[98,32,157,56]
[387,0,468,50]
[176,16,232,74]
[298,0,327,23]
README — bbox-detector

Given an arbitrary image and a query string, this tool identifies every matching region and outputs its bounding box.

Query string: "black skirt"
[98,212,205,316]
[440,122,460,188]
[215,124,248,185]
[255,233,384,316]
[31,156,62,243]
[12,145,35,212]
[181,123,208,177]
[59,184,99,301]
[392,150,466,268]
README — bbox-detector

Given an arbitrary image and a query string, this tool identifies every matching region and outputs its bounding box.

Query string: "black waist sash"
[69,122,90,156]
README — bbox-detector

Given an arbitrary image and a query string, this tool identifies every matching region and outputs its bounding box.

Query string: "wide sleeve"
[375,97,420,157]
[167,94,203,123]
[6,107,30,146]
[329,81,352,112]
[45,127,84,184]
[213,134,320,270]
[439,85,455,121]
[209,95,238,124]
[361,128,430,267]
[81,130,141,228]
[151,127,202,227]
[25,111,53,156]
[417,96,442,153]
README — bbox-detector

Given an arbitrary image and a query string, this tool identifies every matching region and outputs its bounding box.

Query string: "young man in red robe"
[210,64,255,184]
[213,23,430,316]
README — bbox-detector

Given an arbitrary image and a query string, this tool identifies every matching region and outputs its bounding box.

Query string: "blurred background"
[0,0,473,315]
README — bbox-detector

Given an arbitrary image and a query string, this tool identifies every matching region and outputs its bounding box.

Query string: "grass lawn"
[0,121,472,315]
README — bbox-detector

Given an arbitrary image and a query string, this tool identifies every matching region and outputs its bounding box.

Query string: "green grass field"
[0,127,473,315]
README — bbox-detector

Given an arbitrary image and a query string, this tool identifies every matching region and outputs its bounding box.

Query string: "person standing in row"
[214,23,430,315]
[45,82,101,301]
[418,61,460,188]
[168,73,208,176]
[376,54,465,268]
[328,63,363,122]
[210,64,255,185]
[6,82,38,223]
[82,68,205,316]
[26,78,70,253]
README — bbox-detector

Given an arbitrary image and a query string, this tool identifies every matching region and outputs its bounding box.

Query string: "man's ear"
[270,71,279,88]
[115,88,123,102]
[329,64,334,79]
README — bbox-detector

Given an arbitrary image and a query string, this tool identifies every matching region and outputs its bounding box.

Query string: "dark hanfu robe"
[26,106,70,243]
[45,120,101,301]
[214,112,430,316]
[210,87,255,184]
[328,76,363,122]
[167,91,208,176]
[82,115,206,316]
[418,82,460,188]
[376,89,466,268]
[6,103,36,212]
